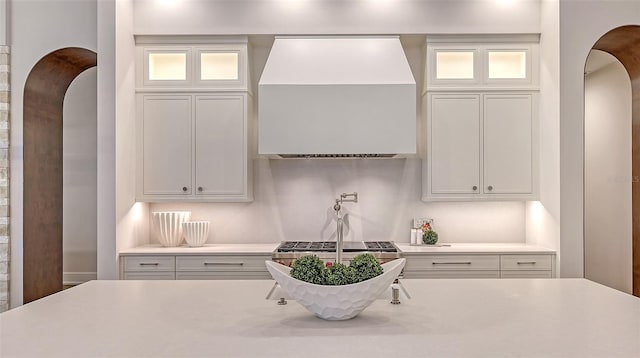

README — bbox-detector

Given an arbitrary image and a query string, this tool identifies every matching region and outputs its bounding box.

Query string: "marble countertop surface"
[396,242,556,254]
[1,278,637,357]
[119,243,280,255]
[119,242,555,255]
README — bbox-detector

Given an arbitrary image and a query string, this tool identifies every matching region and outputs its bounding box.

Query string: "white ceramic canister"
[182,221,210,247]
[152,211,192,247]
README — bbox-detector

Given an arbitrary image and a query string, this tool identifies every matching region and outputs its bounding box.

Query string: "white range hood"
[258,36,416,158]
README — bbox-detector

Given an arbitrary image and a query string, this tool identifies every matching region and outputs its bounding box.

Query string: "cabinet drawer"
[500,270,553,279]
[501,255,552,271]
[124,256,175,271]
[404,255,500,271]
[176,255,270,272]
[123,272,176,280]
[403,270,500,279]
[176,271,272,280]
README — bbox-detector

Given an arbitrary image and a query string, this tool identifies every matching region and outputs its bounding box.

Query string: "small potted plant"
[421,222,439,245]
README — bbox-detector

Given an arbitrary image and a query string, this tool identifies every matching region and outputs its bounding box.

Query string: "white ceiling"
[584,50,619,75]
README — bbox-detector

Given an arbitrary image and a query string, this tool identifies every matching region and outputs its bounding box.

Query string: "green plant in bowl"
[290,253,383,285]
[423,230,439,245]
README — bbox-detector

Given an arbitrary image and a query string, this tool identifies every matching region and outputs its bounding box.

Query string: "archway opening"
[585,25,640,297]
[23,47,96,303]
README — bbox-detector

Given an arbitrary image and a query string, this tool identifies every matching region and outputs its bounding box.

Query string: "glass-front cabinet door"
[143,48,192,86]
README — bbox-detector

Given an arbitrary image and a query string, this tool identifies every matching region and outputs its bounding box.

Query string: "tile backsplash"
[149,159,525,245]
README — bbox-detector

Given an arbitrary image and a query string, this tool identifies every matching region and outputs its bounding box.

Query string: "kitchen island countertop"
[1,278,638,357]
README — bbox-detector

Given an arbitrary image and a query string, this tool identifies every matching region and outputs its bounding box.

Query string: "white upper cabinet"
[194,95,247,196]
[135,36,253,202]
[422,35,539,202]
[483,94,533,195]
[141,95,193,195]
[425,35,539,91]
[136,36,249,91]
[429,94,480,195]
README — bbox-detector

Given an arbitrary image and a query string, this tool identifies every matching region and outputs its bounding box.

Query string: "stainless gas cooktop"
[275,241,399,253]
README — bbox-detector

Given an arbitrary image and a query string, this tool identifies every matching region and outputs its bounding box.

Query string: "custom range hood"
[258,36,416,158]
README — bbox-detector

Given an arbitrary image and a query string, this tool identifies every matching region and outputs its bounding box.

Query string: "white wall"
[584,53,632,294]
[559,0,640,278]
[134,0,541,35]
[525,0,561,273]
[9,0,97,307]
[151,159,527,244]
[0,0,6,44]
[63,67,97,284]
[147,30,527,246]
[115,0,149,258]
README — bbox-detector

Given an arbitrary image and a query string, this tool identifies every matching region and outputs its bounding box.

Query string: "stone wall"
[0,45,9,312]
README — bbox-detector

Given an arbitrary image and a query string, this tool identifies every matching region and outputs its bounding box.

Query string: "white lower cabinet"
[121,254,271,280]
[403,253,554,279]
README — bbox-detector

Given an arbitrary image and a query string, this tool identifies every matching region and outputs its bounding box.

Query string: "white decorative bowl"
[182,221,209,247]
[152,211,191,247]
[265,258,406,320]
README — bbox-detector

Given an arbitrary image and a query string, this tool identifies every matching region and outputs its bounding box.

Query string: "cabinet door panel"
[430,95,481,194]
[142,96,192,195]
[484,95,532,194]
[195,95,246,195]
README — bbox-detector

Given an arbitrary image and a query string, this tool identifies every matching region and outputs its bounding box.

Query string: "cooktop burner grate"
[276,241,397,253]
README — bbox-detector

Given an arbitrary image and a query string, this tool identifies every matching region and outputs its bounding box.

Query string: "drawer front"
[402,270,500,279]
[501,255,552,271]
[404,255,500,271]
[123,272,176,280]
[500,270,553,279]
[176,271,272,280]
[176,255,270,272]
[124,256,175,271]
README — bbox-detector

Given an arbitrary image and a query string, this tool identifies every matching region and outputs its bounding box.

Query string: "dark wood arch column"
[593,25,640,297]
[23,47,96,303]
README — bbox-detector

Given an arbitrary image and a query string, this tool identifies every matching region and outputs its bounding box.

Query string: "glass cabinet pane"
[436,51,474,79]
[201,52,239,80]
[488,51,527,79]
[148,53,187,81]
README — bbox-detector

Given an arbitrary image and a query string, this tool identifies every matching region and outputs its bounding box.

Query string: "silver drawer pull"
[517,261,537,265]
[432,262,472,265]
[204,262,244,266]
[139,263,159,266]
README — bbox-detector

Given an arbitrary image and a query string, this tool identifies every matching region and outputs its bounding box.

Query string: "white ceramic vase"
[265,258,406,320]
[182,221,210,247]
[152,211,191,247]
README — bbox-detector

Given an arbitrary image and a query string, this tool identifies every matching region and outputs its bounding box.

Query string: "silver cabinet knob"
[472,185,478,191]
[487,185,493,191]
[198,186,203,192]
[182,187,188,192]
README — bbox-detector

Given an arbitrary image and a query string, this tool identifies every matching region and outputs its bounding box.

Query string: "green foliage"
[423,230,439,245]
[289,253,383,285]
[349,253,384,283]
[290,255,327,285]
[326,263,355,286]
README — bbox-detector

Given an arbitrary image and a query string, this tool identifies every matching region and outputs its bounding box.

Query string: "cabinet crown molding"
[425,34,540,44]
[135,35,249,45]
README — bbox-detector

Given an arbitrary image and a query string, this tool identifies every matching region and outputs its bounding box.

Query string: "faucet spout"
[333,192,357,265]
[336,217,344,264]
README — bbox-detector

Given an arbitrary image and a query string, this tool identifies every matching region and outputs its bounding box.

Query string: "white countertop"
[119,243,279,255]
[396,242,556,254]
[1,279,637,357]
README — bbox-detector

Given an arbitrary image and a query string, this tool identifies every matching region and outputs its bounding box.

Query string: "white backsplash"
[149,159,525,244]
